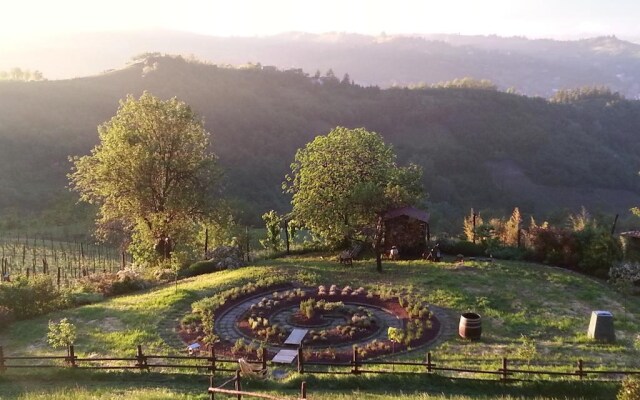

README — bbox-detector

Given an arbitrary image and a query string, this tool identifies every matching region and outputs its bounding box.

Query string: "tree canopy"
[68,92,221,262]
[285,126,424,249]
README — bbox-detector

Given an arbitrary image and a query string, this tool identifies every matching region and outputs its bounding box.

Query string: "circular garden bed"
[180,282,440,362]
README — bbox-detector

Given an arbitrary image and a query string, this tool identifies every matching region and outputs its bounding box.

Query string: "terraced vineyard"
[0,235,127,287]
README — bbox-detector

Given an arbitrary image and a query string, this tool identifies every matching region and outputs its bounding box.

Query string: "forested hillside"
[0,55,639,231]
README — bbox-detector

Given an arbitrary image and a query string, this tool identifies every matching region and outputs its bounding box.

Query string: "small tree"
[568,207,593,232]
[260,210,283,252]
[47,318,77,356]
[69,92,222,265]
[387,327,404,353]
[514,334,537,364]
[285,127,423,272]
[201,310,219,348]
[287,218,299,246]
[504,207,522,247]
[463,209,483,243]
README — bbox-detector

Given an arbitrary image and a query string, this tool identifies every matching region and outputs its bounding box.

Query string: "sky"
[1,0,639,41]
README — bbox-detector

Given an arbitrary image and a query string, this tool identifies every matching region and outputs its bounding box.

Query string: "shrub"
[181,313,202,326]
[70,292,104,306]
[0,275,71,320]
[232,339,246,354]
[610,262,640,295]
[439,239,487,257]
[0,306,14,330]
[47,318,77,354]
[299,298,317,319]
[574,227,622,278]
[76,270,149,297]
[180,260,225,277]
[114,268,149,293]
[153,268,174,281]
[618,375,640,400]
[528,226,578,267]
[514,335,537,363]
[489,245,528,261]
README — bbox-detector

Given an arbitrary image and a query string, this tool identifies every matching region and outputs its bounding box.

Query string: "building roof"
[384,206,429,223]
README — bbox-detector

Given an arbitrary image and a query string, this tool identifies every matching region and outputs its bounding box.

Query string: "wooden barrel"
[459,312,482,340]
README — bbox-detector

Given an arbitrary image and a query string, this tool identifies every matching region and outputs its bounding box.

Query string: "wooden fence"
[2,344,639,382]
[207,371,308,400]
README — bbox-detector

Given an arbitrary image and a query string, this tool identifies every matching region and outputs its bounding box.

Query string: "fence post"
[351,346,360,375]
[0,346,5,373]
[297,347,304,374]
[209,346,217,374]
[576,359,584,380]
[209,375,215,400]
[261,347,267,372]
[68,345,77,367]
[136,344,148,371]
[426,351,433,373]
[234,369,242,400]
[300,381,307,399]
[501,357,508,382]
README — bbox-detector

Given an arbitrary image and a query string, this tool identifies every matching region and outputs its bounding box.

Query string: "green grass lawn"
[0,255,638,399]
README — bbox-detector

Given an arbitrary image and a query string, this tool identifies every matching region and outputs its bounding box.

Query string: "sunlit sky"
[1,0,639,41]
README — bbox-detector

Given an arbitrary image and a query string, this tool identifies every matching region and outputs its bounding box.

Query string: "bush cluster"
[76,269,150,296]
[528,225,622,278]
[298,298,345,319]
[443,224,622,279]
[439,239,487,257]
[0,275,71,321]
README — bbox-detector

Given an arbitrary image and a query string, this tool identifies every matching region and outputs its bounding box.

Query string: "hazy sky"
[1,0,638,41]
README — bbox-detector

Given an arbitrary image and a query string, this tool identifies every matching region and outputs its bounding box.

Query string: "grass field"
[1,255,638,399]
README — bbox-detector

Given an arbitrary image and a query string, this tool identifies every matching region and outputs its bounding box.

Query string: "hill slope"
[0,55,639,228]
[4,31,640,98]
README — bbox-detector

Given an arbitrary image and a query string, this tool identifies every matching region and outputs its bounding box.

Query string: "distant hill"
[0,55,639,231]
[3,31,640,98]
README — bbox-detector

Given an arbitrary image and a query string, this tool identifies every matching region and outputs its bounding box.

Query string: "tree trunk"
[374,215,384,273]
[284,219,290,255]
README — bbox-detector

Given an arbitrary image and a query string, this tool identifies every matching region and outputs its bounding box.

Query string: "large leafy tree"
[284,126,423,271]
[69,92,221,263]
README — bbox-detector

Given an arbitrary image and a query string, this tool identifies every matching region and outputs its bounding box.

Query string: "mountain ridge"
[3,31,640,98]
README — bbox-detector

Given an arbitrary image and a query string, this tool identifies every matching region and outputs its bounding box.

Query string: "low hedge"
[439,239,487,257]
[180,260,226,278]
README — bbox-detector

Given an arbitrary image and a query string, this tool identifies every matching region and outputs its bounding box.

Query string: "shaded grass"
[0,370,621,399]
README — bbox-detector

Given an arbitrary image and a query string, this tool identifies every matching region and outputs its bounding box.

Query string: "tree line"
[0,68,45,81]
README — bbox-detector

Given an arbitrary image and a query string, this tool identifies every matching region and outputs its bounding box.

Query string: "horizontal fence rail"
[1,344,639,383]
[207,371,308,400]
